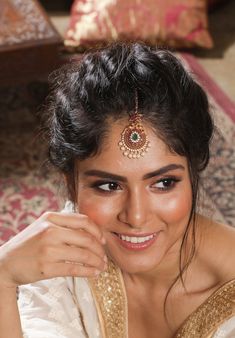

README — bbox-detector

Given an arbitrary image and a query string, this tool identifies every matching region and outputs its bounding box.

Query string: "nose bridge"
[123,185,148,227]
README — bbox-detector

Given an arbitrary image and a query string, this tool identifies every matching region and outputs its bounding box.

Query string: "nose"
[118,188,148,229]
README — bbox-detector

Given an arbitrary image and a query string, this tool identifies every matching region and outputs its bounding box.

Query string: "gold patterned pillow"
[64,0,213,50]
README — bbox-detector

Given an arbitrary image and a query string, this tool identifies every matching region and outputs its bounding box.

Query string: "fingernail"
[94,269,101,276]
[103,255,108,263]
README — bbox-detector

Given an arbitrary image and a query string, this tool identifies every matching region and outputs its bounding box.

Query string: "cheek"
[77,193,117,227]
[156,189,192,224]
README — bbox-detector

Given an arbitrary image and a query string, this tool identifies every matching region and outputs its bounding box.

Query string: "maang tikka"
[118,90,150,158]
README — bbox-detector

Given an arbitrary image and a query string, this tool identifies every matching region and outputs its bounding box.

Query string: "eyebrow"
[83,164,185,182]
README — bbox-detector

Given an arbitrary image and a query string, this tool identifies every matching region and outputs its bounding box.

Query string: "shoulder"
[197,214,235,283]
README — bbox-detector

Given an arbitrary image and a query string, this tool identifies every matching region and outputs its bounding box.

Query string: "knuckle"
[41,211,53,221]
[40,211,57,222]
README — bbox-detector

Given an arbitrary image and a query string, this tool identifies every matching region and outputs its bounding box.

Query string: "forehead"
[78,119,187,174]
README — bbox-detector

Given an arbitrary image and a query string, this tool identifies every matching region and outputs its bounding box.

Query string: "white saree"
[19,277,102,338]
[19,264,235,338]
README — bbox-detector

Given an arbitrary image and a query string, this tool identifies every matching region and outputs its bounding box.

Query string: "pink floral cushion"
[65,0,213,49]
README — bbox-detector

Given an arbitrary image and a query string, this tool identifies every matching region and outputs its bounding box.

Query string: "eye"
[153,177,180,191]
[93,181,121,192]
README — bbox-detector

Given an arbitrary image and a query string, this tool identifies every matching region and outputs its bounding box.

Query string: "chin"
[105,244,165,275]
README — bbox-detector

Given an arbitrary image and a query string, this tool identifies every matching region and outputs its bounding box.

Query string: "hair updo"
[46,42,213,206]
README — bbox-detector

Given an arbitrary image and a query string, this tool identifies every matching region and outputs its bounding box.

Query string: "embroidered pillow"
[64,0,213,50]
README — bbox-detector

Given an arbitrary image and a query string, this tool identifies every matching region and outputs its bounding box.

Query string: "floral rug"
[0,54,234,245]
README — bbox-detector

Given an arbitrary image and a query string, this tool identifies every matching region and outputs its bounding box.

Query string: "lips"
[113,232,158,251]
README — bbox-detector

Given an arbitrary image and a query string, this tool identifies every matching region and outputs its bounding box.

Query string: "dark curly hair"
[46,42,213,319]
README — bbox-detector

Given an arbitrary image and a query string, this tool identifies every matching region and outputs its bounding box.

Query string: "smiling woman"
[0,43,235,338]
[76,122,192,279]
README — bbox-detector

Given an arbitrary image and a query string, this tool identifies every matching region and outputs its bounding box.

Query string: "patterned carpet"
[181,53,235,226]
[0,82,60,243]
[0,54,234,245]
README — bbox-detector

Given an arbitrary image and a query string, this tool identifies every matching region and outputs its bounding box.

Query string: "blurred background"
[0,0,234,243]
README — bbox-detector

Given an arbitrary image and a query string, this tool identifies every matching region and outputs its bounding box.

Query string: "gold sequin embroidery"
[88,259,128,338]
[175,279,235,338]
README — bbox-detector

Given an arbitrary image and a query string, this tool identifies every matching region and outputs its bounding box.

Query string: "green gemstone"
[131,132,139,141]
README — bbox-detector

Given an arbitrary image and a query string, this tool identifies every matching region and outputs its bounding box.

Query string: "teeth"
[118,234,155,243]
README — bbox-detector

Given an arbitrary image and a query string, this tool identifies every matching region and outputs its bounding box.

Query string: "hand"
[0,212,107,288]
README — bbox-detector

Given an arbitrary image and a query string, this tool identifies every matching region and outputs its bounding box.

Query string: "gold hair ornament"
[118,91,150,158]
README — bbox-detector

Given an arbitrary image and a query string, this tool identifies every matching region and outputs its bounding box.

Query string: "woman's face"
[76,120,192,275]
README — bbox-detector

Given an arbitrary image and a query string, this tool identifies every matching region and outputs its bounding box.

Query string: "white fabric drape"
[212,317,235,338]
[19,277,101,338]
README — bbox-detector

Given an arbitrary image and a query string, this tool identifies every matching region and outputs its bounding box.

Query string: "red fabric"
[65,0,213,49]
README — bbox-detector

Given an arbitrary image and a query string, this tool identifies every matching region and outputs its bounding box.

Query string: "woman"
[0,42,235,338]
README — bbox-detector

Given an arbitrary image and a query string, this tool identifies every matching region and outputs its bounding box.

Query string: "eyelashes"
[91,181,121,192]
[153,177,181,191]
[89,176,181,193]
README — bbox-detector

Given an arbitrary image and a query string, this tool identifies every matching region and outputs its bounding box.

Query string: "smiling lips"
[114,232,158,251]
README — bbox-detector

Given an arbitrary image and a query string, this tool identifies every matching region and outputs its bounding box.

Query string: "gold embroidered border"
[175,279,235,338]
[88,259,128,338]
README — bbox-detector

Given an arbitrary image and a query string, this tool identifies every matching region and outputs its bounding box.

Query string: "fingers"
[56,227,107,261]
[39,220,107,262]
[41,212,106,244]
[36,212,108,280]
[40,262,102,279]
[44,244,107,271]
[0,211,109,287]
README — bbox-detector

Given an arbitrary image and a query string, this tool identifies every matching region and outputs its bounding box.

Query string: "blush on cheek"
[158,193,192,224]
[78,198,114,228]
